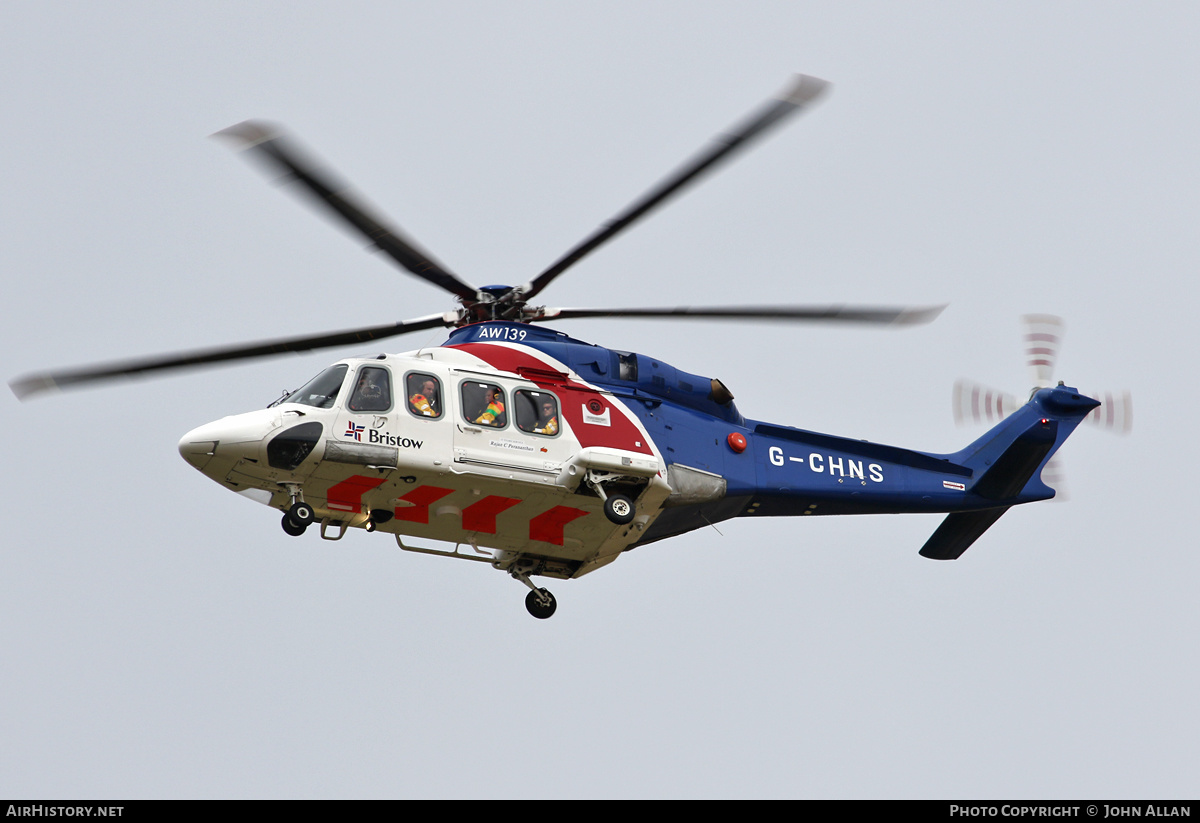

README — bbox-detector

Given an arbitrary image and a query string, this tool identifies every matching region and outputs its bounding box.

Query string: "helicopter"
[10,75,1103,619]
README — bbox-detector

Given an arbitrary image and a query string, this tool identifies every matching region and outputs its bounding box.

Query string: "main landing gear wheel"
[603,494,635,525]
[525,588,557,620]
[281,511,307,536]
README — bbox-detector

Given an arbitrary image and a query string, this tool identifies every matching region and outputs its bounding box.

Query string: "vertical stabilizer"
[920,384,1099,559]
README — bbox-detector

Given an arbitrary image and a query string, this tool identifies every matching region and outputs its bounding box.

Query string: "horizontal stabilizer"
[919,508,1010,560]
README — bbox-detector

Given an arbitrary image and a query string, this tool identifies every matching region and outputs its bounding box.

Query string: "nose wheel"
[281,512,307,536]
[280,499,315,536]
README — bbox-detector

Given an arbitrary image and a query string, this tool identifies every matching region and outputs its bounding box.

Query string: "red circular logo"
[587,399,604,414]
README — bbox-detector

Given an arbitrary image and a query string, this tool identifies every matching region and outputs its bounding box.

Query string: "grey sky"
[2,2,1196,798]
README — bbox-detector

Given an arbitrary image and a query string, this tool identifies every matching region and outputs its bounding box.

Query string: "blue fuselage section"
[446,322,1095,546]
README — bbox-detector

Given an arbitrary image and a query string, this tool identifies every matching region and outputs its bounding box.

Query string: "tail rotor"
[1023,313,1064,388]
[952,379,1018,426]
[1083,388,1133,434]
[952,314,1132,496]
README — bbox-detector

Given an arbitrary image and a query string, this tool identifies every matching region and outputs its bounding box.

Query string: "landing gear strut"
[511,570,558,619]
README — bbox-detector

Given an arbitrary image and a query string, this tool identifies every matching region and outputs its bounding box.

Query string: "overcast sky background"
[2,2,1196,799]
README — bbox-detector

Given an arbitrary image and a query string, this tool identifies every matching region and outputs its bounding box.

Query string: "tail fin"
[919,384,1099,560]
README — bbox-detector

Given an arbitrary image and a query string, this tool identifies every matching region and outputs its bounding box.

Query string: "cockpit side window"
[286,364,348,409]
[348,367,392,412]
[514,390,559,436]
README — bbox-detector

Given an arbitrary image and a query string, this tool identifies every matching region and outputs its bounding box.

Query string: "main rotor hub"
[456,284,537,325]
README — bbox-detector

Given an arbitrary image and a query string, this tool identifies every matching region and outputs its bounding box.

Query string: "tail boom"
[738,384,1099,558]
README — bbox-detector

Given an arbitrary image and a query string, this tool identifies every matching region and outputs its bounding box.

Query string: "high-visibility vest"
[410,393,437,417]
[475,400,504,425]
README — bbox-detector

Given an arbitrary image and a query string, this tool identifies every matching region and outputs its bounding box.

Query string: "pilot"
[534,399,558,435]
[352,371,384,410]
[409,377,440,417]
[474,387,505,426]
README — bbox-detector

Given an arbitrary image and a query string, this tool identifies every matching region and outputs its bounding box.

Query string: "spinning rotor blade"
[1083,389,1133,433]
[952,379,1018,426]
[1019,315,1133,433]
[10,313,455,400]
[535,304,943,325]
[214,121,478,302]
[1041,455,1068,499]
[1023,313,1063,388]
[952,316,1131,504]
[518,74,830,301]
[953,378,1070,499]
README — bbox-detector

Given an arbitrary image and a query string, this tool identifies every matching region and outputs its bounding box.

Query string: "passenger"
[474,387,505,426]
[409,377,440,417]
[534,399,558,435]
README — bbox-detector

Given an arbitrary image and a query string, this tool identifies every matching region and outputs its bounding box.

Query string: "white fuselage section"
[179,341,669,578]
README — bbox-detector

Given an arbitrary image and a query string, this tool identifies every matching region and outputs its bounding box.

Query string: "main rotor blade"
[534,304,944,325]
[214,121,479,301]
[10,313,455,400]
[518,74,830,301]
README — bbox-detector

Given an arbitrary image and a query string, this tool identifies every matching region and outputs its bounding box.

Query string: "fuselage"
[178,321,1090,578]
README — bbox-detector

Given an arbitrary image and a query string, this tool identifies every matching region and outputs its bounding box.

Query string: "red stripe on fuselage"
[394,486,454,524]
[448,342,653,455]
[325,475,387,512]
[461,495,520,534]
[528,506,589,546]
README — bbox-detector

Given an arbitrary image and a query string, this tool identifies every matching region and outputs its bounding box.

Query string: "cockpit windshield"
[281,364,348,409]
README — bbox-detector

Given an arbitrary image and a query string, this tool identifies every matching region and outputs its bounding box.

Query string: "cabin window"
[514,390,560,437]
[286,364,348,409]
[348,366,392,412]
[405,372,443,419]
[461,381,507,428]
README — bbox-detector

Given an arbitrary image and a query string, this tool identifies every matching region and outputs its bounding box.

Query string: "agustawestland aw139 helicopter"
[11,75,1103,618]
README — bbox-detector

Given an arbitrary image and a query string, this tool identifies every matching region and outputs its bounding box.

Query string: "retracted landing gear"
[280,486,315,537]
[511,570,558,619]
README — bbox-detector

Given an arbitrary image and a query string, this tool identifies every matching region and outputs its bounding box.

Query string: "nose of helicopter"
[178,431,219,471]
[178,409,281,473]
